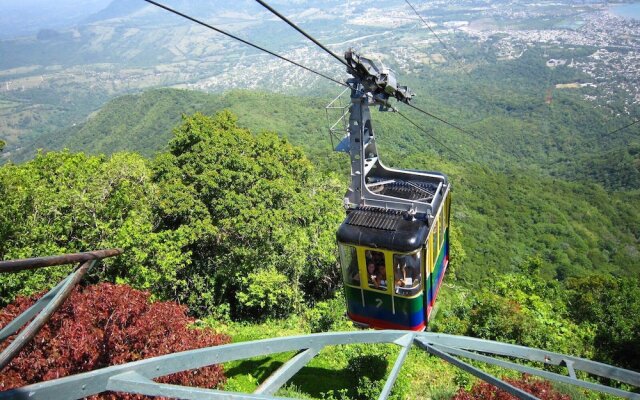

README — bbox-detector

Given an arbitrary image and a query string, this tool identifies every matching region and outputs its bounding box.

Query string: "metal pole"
[0,274,72,342]
[0,249,122,273]
[0,260,97,371]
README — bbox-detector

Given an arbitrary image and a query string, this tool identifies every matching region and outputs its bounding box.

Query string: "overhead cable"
[404,0,467,71]
[397,111,464,161]
[146,0,481,156]
[405,103,481,140]
[142,0,347,87]
[607,118,639,136]
[250,0,480,143]
[254,0,349,67]
[577,117,639,148]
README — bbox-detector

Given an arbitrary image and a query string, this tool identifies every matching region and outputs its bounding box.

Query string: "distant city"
[0,0,639,158]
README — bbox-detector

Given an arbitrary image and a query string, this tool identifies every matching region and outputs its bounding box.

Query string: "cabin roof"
[336,207,430,253]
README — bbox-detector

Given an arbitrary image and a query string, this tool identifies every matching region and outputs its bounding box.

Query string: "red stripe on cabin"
[348,312,426,331]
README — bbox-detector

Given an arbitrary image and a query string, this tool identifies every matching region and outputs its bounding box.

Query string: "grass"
[206,315,362,397]
[220,342,403,398]
[397,349,461,400]
[197,290,498,399]
[199,289,625,400]
[202,312,463,399]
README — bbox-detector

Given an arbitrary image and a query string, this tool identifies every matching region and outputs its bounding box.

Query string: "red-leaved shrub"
[0,283,230,398]
[452,374,570,400]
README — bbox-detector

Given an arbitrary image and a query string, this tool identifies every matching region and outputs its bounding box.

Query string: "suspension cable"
[146,0,482,156]
[142,0,347,87]
[404,0,472,78]
[574,117,639,149]
[404,1,453,57]
[404,103,481,141]
[250,0,478,139]
[253,0,349,68]
[607,118,639,136]
[251,1,481,141]
[396,110,464,161]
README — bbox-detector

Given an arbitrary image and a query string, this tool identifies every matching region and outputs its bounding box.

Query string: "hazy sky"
[0,0,318,39]
[0,0,112,38]
[0,0,110,11]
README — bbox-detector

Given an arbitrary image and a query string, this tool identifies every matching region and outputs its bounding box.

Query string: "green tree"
[152,111,342,316]
[0,151,186,305]
[567,276,640,370]
[236,267,299,320]
[0,111,343,318]
[434,269,594,357]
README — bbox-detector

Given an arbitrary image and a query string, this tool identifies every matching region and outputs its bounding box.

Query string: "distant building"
[546,59,567,67]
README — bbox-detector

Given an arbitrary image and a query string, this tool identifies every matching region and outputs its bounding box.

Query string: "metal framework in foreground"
[0,249,123,371]
[1,330,639,400]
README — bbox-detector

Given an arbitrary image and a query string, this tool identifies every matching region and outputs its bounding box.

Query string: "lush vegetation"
[0,111,343,320]
[435,163,640,282]
[452,375,571,400]
[0,149,193,306]
[0,283,229,396]
[433,271,640,372]
[1,3,639,396]
[567,276,640,371]
[27,45,640,192]
[1,95,638,398]
[151,111,342,316]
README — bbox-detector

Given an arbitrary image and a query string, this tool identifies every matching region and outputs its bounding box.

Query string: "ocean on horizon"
[609,2,640,20]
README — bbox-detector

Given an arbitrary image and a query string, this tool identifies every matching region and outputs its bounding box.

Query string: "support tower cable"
[147,0,482,162]
[253,0,349,67]
[142,0,347,87]
[576,117,639,148]
[252,0,483,144]
[405,102,481,141]
[404,0,464,67]
[607,118,639,136]
[396,110,465,161]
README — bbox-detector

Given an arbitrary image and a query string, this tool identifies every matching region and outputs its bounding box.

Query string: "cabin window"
[439,210,445,248]
[433,218,439,264]
[435,216,440,250]
[393,252,421,296]
[365,250,386,291]
[339,244,359,286]
[445,195,451,228]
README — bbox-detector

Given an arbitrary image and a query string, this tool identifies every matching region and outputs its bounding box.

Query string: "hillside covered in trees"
[19,88,640,281]
[1,0,640,396]
[17,44,640,193]
[1,103,639,398]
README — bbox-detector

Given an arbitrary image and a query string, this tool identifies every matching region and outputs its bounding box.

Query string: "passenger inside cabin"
[395,260,421,295]
[373,252,385,269]
[365,251,373,268]
[365,249,386,290]
[367,262,379,288]
[394,263,406,287]
[377,265,387,288]
[408,267,421,289]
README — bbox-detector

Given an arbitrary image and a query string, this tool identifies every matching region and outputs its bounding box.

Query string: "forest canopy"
[0,108,639,398]
[0,111,344,321]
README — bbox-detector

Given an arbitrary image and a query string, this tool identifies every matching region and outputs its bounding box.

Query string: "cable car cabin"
[337,183,451,331]
[331,48,452,331]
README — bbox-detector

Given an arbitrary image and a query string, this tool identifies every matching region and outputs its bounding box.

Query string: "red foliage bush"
[0,283,230,398]
[452,374,570,400]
